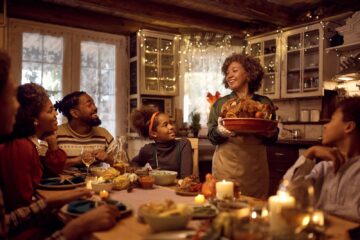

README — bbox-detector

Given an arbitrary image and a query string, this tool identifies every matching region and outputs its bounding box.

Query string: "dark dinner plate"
[38,176,86,190]
[61,199,132,218]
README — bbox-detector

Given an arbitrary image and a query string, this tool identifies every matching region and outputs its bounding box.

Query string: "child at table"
[284,96,360,222]
[130,106,193,178]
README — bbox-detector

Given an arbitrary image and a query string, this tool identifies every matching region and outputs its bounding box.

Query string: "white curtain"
[180,35,244,126]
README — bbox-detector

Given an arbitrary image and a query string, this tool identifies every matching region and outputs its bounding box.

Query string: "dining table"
[36,185,359,240]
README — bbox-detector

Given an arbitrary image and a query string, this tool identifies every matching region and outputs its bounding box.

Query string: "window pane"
[22,33,42,62]
[81,42,98,68]
[22,62,42,85]
[21,32,63,103]
[80,41,116,136]
[44,35,63,64]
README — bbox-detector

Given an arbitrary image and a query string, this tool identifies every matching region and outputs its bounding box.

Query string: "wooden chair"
[187,137,199,177]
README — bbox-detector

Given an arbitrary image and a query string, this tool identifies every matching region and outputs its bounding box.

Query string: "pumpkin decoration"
[201,173,216,199]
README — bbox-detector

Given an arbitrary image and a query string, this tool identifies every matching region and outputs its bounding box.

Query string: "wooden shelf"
[281,120,329,125]
[326,41,360,52]
[263,53,276,57]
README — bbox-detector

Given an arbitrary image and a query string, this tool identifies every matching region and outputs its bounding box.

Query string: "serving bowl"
[222,118,277,134]
[149,170,177,186]
[91,181,113,193]
[139,176,155,189]
[140,203,193,232]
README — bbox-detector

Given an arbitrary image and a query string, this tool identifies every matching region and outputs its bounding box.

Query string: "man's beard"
[84,116,102,127]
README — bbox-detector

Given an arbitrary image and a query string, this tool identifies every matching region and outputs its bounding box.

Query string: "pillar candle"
[216,180,234,200]
[194,194,205,204]
[268,191,296,236]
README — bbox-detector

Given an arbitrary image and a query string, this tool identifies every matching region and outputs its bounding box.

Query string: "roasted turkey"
[220,97,276,119]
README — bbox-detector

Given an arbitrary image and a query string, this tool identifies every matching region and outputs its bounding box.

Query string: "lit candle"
[99,190,109,200]
[86,180,92,190]
[194,194,205,204]
[268,190,296,236]
[216,180,234,200]
[311,210,324,226]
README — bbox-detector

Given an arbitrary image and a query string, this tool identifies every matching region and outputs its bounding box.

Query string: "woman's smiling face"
[225,61,248,92]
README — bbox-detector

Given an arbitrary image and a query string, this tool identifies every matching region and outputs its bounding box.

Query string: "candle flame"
[302,215,310,226]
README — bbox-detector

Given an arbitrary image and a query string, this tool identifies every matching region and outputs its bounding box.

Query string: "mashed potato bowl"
[149,170,177,186]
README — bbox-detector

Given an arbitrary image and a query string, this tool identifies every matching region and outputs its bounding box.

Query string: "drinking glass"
[81,147,96,175]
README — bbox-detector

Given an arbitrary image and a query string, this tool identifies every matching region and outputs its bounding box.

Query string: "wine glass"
[81,147,96,175]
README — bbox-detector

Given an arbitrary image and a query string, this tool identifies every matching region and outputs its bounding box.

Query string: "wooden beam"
[7,0,179,35]
[42,0,273,37]
[149,0,294,26]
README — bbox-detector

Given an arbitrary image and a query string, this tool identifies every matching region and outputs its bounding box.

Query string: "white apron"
[212,135,269,199]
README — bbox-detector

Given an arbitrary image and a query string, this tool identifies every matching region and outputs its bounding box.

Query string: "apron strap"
[151,143,159,169]
[175,140,181,178]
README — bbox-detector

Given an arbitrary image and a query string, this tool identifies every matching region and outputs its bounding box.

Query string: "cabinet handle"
[274,152,285,156]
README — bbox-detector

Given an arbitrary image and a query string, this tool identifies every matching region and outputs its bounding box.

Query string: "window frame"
[8,18,128,137]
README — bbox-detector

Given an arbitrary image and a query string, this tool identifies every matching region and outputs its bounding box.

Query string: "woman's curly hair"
[130,106,160,138]
[12,83,49,138]
[221,53,264,94]
[54,91,86,120]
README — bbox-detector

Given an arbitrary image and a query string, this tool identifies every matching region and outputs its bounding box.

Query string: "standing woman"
[208,53,278,198]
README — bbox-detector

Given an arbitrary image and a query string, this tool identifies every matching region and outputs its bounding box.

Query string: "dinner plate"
[222,118,277,133]
[61,199,132,218]
[38,176,86,190]
[175,187,200,196]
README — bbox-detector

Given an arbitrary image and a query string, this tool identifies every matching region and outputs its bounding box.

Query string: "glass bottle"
[113,136,130,173]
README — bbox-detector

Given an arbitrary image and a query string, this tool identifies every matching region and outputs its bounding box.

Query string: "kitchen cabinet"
[267,144,299,196]
[128,30,179,136]
[280,23,337,98]
[130,29,180,97]
[247,34,281,99]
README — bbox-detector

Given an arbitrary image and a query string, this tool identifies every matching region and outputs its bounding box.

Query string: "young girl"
[130,106,193,178]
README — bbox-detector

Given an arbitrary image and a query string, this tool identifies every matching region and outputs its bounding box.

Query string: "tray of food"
[220,97,277,133]
[176,176,202,196]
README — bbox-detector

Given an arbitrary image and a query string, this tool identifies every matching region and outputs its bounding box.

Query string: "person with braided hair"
[53,91,116,168]
[130,106,193,178]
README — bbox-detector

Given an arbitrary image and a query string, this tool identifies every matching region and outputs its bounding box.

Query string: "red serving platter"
[222,118,278,133]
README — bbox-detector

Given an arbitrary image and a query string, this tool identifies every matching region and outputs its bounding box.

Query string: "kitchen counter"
[275,138,322,147]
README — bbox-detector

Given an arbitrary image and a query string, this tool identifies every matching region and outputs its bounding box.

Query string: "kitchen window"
[21,33,63,104]
[80,41,116,135]
[9,19,128,137]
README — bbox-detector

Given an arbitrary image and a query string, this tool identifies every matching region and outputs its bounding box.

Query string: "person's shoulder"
[213,93,234,108]
[178,138,191,146]
[139,142,155,153]
[92,126,114,139]
[4,138,36,154]
[56,123,69,135]
[253,94,273,105]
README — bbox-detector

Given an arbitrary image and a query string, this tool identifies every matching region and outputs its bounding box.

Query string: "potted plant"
[189,111,201,137]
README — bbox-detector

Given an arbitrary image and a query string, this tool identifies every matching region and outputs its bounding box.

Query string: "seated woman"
[130,106,193,178]
[284,97,360,222]
[0,83,67,210]
[0,52,119,239]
